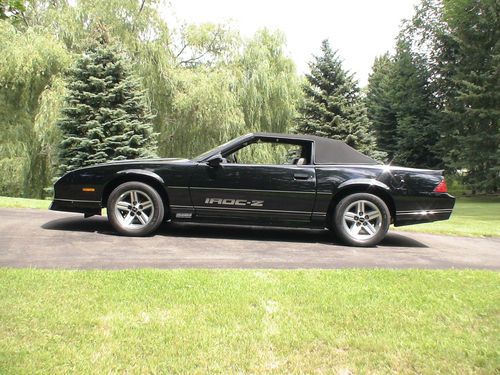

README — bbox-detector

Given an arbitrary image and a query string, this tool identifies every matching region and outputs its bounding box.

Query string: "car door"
[189,163,316,224]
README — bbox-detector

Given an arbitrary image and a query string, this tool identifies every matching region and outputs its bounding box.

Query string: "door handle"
[293,172,311,180]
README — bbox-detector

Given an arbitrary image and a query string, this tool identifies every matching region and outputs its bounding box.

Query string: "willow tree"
[155,22,242,156]
[18,0,242,158]
[238,29,301,134]
[3,1,305,196]
[0,22,70,197]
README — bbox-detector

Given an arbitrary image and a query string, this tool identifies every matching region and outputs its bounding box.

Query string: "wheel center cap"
[359,217,364,222]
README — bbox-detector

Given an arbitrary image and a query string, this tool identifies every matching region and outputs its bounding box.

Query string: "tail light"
[434,178,448,193]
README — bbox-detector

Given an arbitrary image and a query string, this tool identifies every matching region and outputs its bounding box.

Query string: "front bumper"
[50,199,102,216]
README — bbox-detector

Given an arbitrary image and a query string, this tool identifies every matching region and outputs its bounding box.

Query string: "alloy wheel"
[341,199,382,241]
[114,189,155,228]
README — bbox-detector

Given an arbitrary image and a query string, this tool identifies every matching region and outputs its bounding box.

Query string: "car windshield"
[192,145,223,161]
[191,136,247,161]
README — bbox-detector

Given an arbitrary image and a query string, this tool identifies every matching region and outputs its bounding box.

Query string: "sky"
[164,0,420,86]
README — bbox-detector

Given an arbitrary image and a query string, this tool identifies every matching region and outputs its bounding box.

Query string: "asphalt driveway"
[0,208,498,269]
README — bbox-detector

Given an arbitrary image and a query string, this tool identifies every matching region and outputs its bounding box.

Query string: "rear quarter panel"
[313,165,455,226]
[313,166,388,222]
[389,168,455,226]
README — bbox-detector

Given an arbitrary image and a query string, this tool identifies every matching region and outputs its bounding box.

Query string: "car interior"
[222,138,312,165]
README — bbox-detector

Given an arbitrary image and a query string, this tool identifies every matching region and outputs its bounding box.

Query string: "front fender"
[115,169,165,184]
[100,169,168,207]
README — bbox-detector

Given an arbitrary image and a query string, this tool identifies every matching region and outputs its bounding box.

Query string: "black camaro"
[51,133,455,246]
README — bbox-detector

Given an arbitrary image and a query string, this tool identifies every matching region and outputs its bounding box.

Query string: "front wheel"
[332,193,390,247]
[107,181,164,236]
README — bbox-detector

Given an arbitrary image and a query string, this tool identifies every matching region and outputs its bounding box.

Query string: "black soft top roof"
[250,133,378,165]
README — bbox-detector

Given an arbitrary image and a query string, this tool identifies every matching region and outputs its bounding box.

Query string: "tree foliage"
[0,0,25,23]
[365,53,398,160]
[392,38,443,169]
[438,0,499,192]
[167,66,243,157]
[366,0,498,191]
[296,40,384,160]
[404,0,498,190]
[0,22,70,197]
[57,41,158,175]
[239,30,301,135]
[1,0,497,197]
[366,39,443,169]
[0,1,302,197]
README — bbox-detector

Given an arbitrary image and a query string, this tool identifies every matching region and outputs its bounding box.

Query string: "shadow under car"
[42,215,428,248]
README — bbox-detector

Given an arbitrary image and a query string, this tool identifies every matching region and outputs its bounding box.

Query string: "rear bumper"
[394,193,455,227]
[50,199,102,216]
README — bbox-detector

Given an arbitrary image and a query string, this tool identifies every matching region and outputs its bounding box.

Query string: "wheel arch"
[326,180,396,225]
[102,170,170,219]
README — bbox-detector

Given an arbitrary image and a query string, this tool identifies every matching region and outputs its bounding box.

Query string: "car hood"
[63,158,192,175]
[104,158,189,165]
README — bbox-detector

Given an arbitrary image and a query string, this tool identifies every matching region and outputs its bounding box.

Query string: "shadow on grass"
[42,215,428,248]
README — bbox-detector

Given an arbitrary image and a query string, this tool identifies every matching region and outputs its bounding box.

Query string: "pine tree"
[366,53,399,161]
[57,39,157,175]
[408,0,499,192]
[390,38,443,169]
[296,40,384,160]
[439,0,499,192]
[366,40,443,169]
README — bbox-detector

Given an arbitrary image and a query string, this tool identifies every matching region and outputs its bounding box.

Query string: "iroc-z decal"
[204,198,264,207]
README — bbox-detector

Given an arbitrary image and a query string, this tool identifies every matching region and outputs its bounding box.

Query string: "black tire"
[107,181,164,236]
[331,193,390,247]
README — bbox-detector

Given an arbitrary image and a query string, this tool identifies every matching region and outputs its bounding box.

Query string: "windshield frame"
[191,134,251,162]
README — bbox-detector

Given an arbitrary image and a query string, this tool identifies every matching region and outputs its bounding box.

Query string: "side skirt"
[169,205,327,229]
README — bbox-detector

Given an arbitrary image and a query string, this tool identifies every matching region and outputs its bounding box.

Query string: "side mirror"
[206,153,223,168]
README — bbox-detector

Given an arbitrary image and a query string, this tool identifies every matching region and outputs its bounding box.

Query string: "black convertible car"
[51,133,455,246]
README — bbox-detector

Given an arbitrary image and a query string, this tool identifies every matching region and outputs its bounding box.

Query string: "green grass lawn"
[0,269,498,374]
[0,196,51,210]
[1,195,498,237]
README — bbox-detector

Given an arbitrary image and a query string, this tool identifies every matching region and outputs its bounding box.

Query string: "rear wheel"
[332,193,390,247]
[107,181,164,236]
